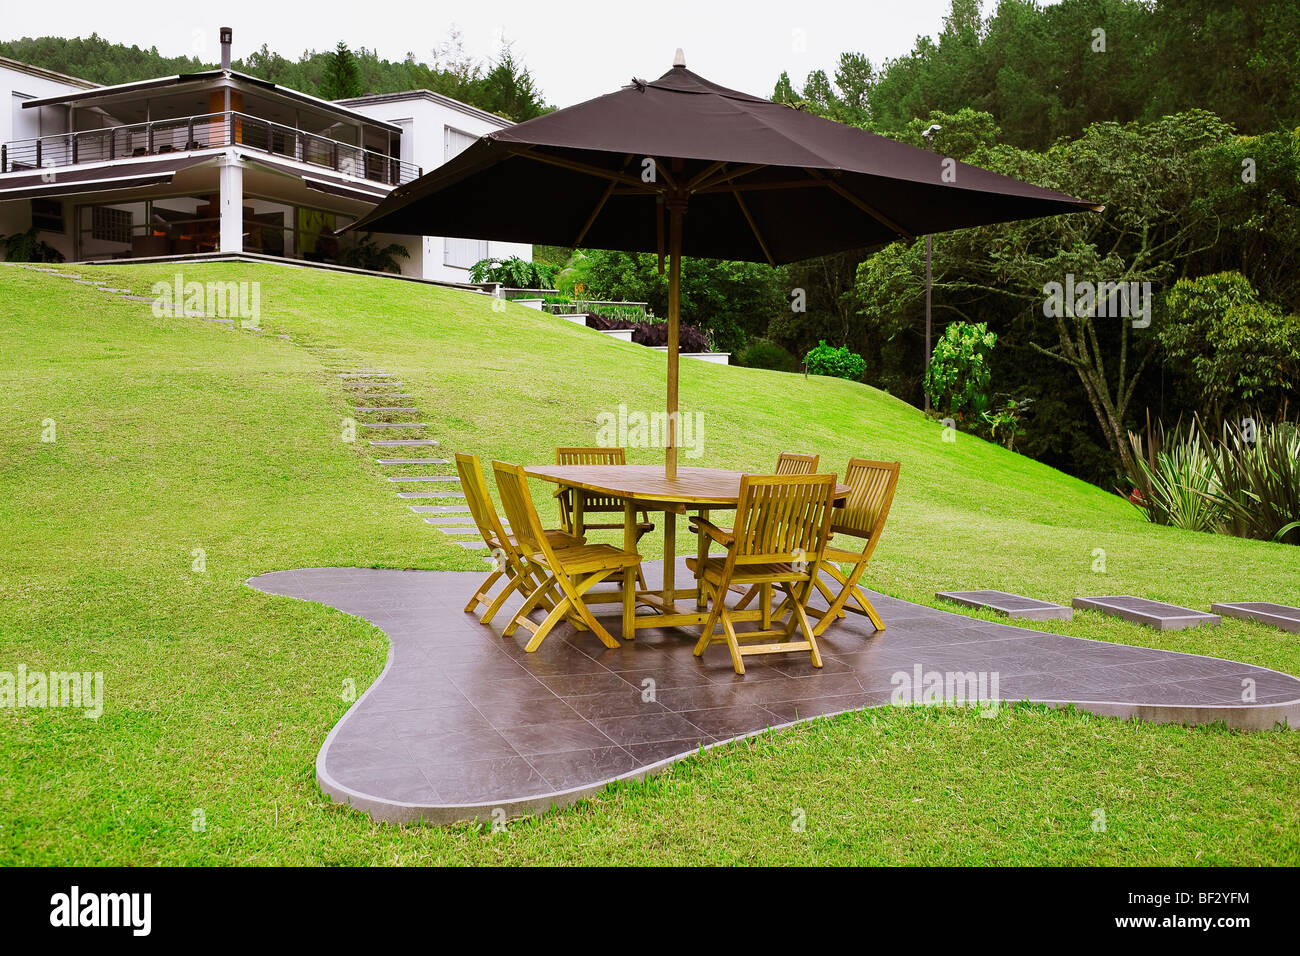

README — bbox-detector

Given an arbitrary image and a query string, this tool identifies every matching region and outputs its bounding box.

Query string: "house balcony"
[0,111,421,187]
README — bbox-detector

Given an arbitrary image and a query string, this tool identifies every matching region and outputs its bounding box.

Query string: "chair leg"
[465,568,503,614]
[734,585,760,611]
[720,610,746,675]
[566,570,620,649]
[760,583,773,629]
[693,579,723,657]
[479,569,525,624]
[505,571,557,637]
[524,596,575,652]
[814,560,883,636]
[622,566,636,641]
[791,594,824,668]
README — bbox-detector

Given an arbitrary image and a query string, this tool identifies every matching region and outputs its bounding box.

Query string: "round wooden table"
[525,464,849,633]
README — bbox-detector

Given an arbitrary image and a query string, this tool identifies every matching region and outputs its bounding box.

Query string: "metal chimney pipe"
[220,27,232,71]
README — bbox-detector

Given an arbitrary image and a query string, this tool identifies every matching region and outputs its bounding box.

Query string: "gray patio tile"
[244,563,1300,825]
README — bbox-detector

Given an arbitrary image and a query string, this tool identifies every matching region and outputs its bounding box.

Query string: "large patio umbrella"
[347,52,1101,477]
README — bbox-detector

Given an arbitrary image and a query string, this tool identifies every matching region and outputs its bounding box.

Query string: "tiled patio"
[247,560,1300,824]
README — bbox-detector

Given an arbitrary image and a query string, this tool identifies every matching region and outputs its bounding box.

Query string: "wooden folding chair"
[775,451,819,475]
[455,453,583,625]
[554,446,654,587]
[807,458,901,636]
[493,461,641,652]
[687,474,837,674]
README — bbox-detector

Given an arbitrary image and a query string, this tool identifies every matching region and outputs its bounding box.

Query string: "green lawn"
[1,261,1296,866]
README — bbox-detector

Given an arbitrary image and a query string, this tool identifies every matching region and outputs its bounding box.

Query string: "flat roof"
[0,54,99,90]
[337,89,513,129]
[21,69,403,134]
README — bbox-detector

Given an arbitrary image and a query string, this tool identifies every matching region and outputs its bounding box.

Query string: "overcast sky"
[1,0,1003,107]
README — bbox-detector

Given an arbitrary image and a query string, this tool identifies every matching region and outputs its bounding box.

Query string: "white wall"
[0,61,90,148]
[345,93,532,284]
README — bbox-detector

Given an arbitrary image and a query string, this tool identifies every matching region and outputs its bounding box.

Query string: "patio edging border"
[250,567,1300,827]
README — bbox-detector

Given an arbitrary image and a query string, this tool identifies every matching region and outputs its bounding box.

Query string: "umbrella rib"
[805,168,913,240]
[733,191,775,267]
[575,154,635,247]
[507,146,658,192]
[691,163,766,192]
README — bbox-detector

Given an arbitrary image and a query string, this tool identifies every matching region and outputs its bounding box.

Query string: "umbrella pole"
[666,201,683,479]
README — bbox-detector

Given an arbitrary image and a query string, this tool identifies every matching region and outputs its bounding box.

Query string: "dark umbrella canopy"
[349,62,1099,263]
[348,57,1100,477]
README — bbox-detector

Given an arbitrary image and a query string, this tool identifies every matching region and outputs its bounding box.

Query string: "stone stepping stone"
[409,505,471,513]
[205,317,235,324]
[435,527,480,535]
[356,408,419,414]
[344,381,403,388]
[338,372,390,378]
[361,422,427,429]
[936,589,1073,621]
[1072,595,1221,631]
[351,394,414,401]
[368,439,438,447]
[74,279,106,285]
[399,492,465,500]
[1210,602,1300,633]
[97,287,133,293]
[387,476,457,483]
[423,516,485,525]
[376,458,448,465]
[116,295,156,302]
[456,541,488,550]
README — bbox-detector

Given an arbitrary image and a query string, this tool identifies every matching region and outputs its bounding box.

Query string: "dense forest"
[4,0,1298,489]
[0,29,549,121]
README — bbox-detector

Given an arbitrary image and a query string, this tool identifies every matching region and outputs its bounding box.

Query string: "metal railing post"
[1,144,6,173]
[35,139,42,167]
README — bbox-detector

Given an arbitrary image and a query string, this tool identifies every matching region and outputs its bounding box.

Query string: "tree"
[1161,272,1300,423]
[319,42,363,100]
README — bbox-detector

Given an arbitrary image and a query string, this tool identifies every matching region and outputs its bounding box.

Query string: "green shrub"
[924,321,996,420]
[1,227,64,263]
[804,340,866,381]
[738,339,800,372]
[469,256,556,289]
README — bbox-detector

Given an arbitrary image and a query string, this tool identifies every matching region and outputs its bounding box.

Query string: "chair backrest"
[730,474,837,566]
[775,451,820,475]
[455,453,513,555]
[556,446,626,466]
[492,460,554,563]
[556,446,626,513]
[831,458,901,550]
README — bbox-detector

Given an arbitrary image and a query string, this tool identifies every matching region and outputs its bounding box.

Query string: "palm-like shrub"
[1127,415,1300,542]
[1204,419,1300,544]
[1127,423,1221,532]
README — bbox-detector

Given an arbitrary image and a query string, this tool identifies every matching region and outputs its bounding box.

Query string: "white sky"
[1,0,993,108]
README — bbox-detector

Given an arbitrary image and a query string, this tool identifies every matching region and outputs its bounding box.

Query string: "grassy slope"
[0,261,1296,866]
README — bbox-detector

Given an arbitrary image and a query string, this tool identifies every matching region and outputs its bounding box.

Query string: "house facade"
[0,28,529,282]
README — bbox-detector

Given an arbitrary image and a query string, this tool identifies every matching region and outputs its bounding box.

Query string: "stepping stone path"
[1211,602,1300,633]
[936,589,1074,621]
[327,365,475,546]
[1073,595,1221,631]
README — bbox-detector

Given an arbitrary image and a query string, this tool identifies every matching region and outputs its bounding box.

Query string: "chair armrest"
[690,516,734,547]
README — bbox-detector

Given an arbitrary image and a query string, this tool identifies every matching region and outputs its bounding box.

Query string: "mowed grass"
[0,261,1296,866]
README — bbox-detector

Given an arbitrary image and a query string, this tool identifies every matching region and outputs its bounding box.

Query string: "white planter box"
[555,313,589,326]
[649,346,731,365]
[513,298,546,310]
[601,329,635,343]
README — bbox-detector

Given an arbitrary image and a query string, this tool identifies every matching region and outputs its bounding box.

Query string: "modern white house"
[0,28,529,282]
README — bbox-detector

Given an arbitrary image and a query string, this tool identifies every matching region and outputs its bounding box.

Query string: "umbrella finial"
[673,48,686,68]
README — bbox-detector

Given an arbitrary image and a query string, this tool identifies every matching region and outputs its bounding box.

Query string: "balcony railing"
[0,111,422,187]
